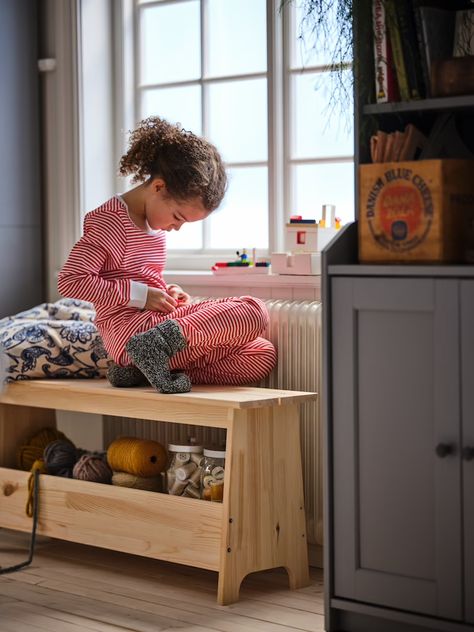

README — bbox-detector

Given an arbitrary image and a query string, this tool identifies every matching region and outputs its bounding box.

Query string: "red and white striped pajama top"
[58,196,276,385]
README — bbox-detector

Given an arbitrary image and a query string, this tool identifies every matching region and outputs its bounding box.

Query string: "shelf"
[328,264,474,277]
[363,94,474,116]
[0,467,223,570]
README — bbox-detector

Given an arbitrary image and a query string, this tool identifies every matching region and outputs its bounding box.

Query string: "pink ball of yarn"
[73,454,112,484]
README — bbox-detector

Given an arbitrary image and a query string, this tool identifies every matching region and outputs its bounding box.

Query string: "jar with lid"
[201,448,226,502]
[166,442,203,498]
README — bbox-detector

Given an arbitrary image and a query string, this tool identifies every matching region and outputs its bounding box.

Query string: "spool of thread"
[183,484,200,499]
[112,471,162,492]
[169,479,187,495]
[16,427,70,471]
[107,437,167,477]
[44,439,77,477]
[188,467,202,487]
[175,462,197,481]
[73,454,112,484]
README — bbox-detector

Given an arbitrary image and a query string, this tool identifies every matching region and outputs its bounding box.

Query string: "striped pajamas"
[58,197,276,385]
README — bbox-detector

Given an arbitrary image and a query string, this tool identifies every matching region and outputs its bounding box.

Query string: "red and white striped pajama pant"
[103,296,277,386]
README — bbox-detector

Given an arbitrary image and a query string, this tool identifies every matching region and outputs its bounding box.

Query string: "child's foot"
[125,320,191,394]
[106,363,148,387]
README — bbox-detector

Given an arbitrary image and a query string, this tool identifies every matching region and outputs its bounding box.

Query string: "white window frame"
[115,0,354,271]
[284,6,354,228]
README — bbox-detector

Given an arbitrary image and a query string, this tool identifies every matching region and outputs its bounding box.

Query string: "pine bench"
[0,380,317,604]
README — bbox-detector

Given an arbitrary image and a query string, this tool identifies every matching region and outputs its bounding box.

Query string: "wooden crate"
[359,160,474,263]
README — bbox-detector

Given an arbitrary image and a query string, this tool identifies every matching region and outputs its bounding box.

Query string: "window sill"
[165,270,321,288]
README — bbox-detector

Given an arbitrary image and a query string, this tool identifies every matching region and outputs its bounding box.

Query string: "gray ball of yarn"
[73,454,112,484]
[43,439,77,477]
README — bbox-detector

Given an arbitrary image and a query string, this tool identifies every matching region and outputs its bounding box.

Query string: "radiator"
[103,299,323,548]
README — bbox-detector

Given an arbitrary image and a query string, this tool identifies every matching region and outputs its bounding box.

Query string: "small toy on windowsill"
[211,248,271,274]
[271,205,343,275]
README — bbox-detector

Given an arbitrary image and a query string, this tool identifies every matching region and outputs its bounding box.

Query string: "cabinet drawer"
[0,467,222,571]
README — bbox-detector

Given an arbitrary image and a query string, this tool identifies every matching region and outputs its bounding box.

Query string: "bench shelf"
[0,380,317,604]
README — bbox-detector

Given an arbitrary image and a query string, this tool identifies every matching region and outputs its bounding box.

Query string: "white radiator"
[103,299,323,548]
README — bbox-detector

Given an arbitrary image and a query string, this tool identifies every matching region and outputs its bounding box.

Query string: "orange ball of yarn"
[106,437,167,477]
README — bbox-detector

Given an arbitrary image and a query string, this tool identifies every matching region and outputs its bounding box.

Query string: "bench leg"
[217,403,310,605]
[0,403,56,468]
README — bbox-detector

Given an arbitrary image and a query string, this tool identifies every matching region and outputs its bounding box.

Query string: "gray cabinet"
[324,253,474,631]
[462,281,474,624]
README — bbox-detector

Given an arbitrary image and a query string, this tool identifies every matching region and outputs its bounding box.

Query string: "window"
[125,0,354,268]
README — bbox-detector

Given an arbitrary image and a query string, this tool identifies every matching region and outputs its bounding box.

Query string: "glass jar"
[166,442,203,498]
[201,448,226,502]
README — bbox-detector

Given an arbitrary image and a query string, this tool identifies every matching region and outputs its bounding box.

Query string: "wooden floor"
[0,529,324,632]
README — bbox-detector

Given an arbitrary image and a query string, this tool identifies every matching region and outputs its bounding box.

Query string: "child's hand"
[144,288,178,313]
[167,286,191,306]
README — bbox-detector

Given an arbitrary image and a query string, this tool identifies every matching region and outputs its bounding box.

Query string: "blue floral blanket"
[0,299,110,383]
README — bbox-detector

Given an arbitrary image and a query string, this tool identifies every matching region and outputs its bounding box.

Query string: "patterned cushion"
[0,299,110,383]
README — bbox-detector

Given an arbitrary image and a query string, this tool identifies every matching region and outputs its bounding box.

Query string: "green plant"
[280,0,354,124]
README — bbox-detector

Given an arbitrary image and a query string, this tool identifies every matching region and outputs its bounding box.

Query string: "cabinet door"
[462,281,474,624]
[332,277,462,620]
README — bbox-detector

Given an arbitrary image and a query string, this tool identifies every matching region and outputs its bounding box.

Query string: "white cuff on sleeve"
[128,281,148,309]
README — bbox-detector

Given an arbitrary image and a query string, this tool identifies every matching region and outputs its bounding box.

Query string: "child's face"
[146,179,208,231]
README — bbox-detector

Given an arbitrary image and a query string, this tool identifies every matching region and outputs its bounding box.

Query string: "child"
[58,117,277,394]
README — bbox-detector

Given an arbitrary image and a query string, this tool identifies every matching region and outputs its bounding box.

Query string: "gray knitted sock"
[107,363,148,387]
[125,320,191,394]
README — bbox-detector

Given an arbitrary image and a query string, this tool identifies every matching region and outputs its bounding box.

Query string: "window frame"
[115,0,354,271]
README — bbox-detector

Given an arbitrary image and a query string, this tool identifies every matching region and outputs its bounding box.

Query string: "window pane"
[292,71,353,159]
[140,2,200,85]
[208,79,267,163]
[290,3,351,69]
[141,86,202,135]
[209,167,268,249]
[166,220,203,250]
[293,162,354,225]
[206,0,267,77]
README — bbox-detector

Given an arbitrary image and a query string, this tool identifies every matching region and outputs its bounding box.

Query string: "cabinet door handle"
[463,446,474,461]
[435,443,455,458]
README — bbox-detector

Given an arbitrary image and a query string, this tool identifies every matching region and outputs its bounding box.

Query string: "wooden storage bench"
[0,380,316,605]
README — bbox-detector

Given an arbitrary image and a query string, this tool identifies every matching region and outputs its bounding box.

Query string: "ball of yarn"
[107,437,167,477]
[73,454,112,484]
[44,439,77,477]
[112,471,163,492]
[17,427,70,471]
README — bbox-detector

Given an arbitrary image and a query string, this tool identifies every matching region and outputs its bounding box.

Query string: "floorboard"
[0,529,324,632]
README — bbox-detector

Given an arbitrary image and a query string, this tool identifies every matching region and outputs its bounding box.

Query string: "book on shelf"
[453,9,474,56]
[370,130,388,162]
[369,125,426,163]
[372,0,399,103]
[398,124,427,161]
[414,5,456,97]
[396,0,426,99]
[384,0,410,101]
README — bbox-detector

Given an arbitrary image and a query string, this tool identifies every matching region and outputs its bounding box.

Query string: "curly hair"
[119,116,227,212]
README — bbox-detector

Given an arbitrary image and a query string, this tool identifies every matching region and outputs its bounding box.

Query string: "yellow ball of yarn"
[107,437,167,477]
[16,427,70,471]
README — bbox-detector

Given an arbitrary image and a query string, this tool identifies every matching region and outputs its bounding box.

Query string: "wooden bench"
[0,380,317,605]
